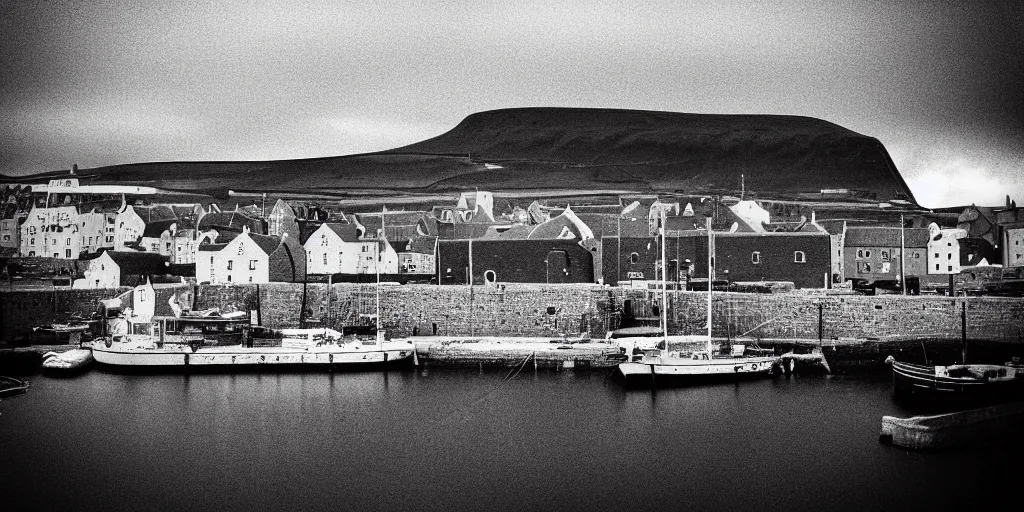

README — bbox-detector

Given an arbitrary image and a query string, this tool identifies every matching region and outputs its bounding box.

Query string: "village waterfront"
[2,366,1021,512]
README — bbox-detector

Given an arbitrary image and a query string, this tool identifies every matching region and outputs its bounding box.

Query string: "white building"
[114,204,146,250]
[303,223,398,275]
[196,227,304,284]
[927,223,968,275]
[20,206,81,258]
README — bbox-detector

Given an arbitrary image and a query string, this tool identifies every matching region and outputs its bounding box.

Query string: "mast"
[375,207,383,347]
[900,213,906,295]
[660,205,668,344]
[706,215,713,355]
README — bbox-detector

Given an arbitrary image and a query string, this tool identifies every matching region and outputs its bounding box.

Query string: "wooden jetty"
[879,401,1024,451]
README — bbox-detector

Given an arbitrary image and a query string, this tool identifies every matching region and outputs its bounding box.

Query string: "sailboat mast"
[706,215,713,354]
[376,208,383,346]
[660,205,668,343]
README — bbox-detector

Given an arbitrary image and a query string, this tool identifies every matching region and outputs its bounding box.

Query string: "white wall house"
[303,223,398,275]
[196,227,301,284]
[20,206,81,258]
[927,222,968,275]
[78,209,115,255]
[115,204,147,250]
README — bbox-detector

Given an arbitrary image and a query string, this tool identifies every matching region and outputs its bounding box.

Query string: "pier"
[879,401,1024,450]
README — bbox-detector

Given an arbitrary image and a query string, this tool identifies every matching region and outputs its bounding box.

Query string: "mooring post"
[961,300,967,363]
[818,302,824,346]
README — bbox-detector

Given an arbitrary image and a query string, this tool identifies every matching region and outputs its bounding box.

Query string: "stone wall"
[0,287,130,342]
[4,284,1024,346]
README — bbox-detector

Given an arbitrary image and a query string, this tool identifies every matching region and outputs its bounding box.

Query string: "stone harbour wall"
[3,284,1023,347]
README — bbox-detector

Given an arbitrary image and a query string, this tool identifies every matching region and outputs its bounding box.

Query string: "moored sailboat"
[617,212,780,384]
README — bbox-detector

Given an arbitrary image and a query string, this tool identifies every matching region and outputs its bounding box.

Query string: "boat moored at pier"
[91,331,415,368]
[885,356,1024,405]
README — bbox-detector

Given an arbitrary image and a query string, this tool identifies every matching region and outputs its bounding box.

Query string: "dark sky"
[1,0,1021,207]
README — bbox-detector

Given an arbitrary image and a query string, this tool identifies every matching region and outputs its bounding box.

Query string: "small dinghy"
[41,349,94,372]
[0,376,30,398]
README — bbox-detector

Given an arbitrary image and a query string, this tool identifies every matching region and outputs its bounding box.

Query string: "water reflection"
[3,369,1021,512]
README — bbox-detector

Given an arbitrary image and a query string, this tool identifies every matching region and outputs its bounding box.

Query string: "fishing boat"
[91,329,414,368]
[885,355,1024,405]
[90,226,414,369]
[617,212,779,384]
[0,376,30,398]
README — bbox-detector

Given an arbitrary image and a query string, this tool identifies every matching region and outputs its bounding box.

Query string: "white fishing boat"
[90,229,414,369]
[617,212,779,383]
[91,330,414,368]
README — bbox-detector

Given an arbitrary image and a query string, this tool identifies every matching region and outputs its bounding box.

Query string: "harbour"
[2,368,1021,511]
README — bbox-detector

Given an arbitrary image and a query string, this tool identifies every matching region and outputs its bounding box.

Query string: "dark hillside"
[2,108,916,203]
[390,108,915,202]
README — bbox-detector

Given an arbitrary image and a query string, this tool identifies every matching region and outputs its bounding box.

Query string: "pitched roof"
[134,205,177,223]
[402,235,437,254]
[325,223,361,243]
[844,227,930,248]
[104,251,170,274]
[197,211,264,233]
[247,233,285,256]
[142,219,177,238]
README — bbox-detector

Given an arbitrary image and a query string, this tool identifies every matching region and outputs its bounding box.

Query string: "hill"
[1,108,916,203]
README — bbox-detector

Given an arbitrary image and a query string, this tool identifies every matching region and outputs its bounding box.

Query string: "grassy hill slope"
[2,108,916,203]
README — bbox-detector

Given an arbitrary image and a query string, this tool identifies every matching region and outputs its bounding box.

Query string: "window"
[210,256,214,264]
[751,251,761,264]
[3,235,9,241]
[935,264,940,271]
[629,252,639,264]
[948,265,953,272]
[321,234,328,246]
[250,260,257,270]
[227,260,233,270]
[947,253,952,260]
[880,250,889,262]
[914,253,920,259]
[856,249,864,258]
[249,276,253,282]
[30,238,35,245]
[484,270,497,283]
[65,249,71,258]
[865,250,871,258]
[794,251,805,263]
[66,239,71,245]
[858,262,872,273]
[323,253,328,265]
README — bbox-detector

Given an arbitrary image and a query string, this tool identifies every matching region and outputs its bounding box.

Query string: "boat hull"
[618,356,778,385]
[889,360,1024,406]
[91,343,415,370]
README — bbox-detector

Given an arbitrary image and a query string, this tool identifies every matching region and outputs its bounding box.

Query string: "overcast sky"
[2,0,1021,208]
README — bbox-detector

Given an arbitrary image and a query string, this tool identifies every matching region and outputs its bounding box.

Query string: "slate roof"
[402,235,437,254]
[134,205,177,223]
[325,223,361,243]
[142,219,177,238]
[105,251,169,275]
[197,211,264,233]
[248,233,285,256]
[844,227,931,248]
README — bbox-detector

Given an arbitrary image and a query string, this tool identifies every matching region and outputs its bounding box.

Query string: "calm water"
[1,368,1019,512]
